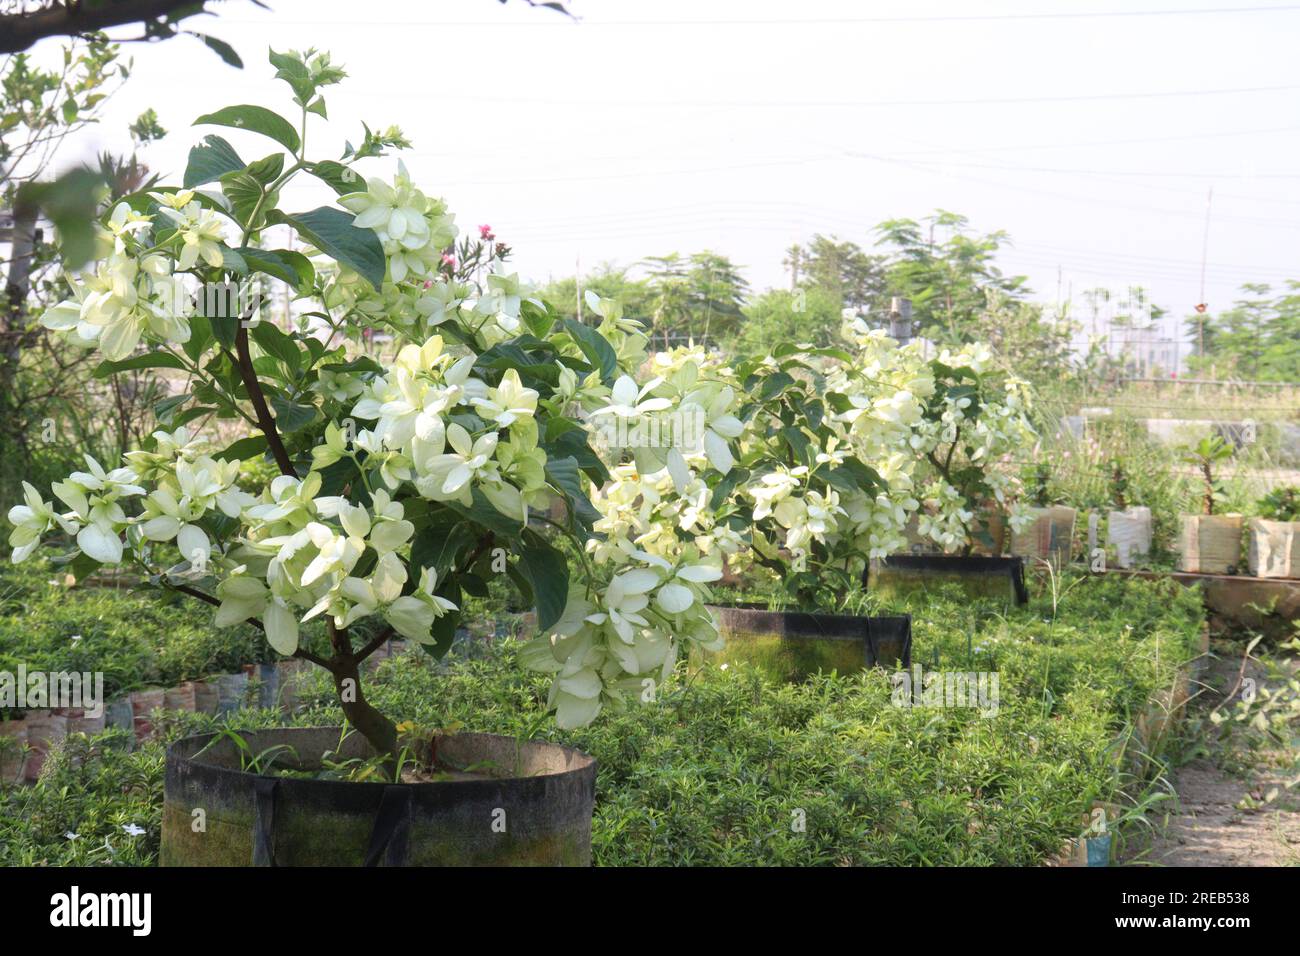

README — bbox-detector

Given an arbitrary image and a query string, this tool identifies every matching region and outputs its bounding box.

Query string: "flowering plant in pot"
[856,337,1037,602]
[5,52,717,864]
[638,322,933,678]
[906,342,1036,555]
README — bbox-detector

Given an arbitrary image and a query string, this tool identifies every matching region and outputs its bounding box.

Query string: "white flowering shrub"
[5,52,726,754]
[903,340,1037,553]
[518,319,738,726]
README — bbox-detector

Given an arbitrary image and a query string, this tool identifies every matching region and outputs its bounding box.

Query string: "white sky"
[35,0,1300,345]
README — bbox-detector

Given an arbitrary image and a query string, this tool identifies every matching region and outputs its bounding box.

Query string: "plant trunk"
[326,622,399,774]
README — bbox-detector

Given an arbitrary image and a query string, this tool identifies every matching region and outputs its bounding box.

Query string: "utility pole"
[1197,186,1213,357]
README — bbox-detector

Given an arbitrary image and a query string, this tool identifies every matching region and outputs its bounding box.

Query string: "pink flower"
[479,224,495,241]
[441,253,457,268]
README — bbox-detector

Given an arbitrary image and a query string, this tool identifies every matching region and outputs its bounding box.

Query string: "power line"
[222,6,1300,28]
[293,82,1300,109]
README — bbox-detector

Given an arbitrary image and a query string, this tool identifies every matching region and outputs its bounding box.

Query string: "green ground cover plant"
[0,571,1203,866]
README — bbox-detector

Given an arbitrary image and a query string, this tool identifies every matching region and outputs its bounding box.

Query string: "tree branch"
[233,324,295,476]
[354,625,395,664]
[0,0,216,55]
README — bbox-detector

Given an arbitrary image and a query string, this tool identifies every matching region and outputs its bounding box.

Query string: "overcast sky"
[38,0,1300,347]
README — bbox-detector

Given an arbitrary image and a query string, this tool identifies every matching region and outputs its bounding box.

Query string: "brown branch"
[293,647,331,669]
[233,324,295,477]
[165,581,264,635]
[456,531,495,576]
[0,0,216,55]
[354,625,395,665]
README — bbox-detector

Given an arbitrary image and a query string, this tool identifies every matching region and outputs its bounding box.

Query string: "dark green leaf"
[193,104,301,155]
[183,134,246,188]
[93,353,188,377]
[516,530,569,631]
[561,318,618,384]
[267,207,385,290]
[270,395,316,432]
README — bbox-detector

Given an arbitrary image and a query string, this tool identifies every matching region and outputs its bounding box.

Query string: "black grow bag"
[868,554,1029,605]
[702,603,912,682]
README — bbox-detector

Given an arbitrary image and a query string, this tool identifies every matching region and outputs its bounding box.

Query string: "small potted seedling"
[1009,461,1077,572]
[1177,436,1243,574]
[1247,485,1300,578]
[1104,458,1151,569]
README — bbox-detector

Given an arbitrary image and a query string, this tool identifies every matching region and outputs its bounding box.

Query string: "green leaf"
[184,315,212,362]
[516,531,569,631]
[410,520,479,578]
[154,393,191,425]
[521,299,556,338]
[193,104,301,155]
[235,247,301,288]
[183,135,246,188]
[561,318,618,385]
[267,207,385,290]
[757,371,796,402]
[216,434,269,462]
[443,489,524,538]
[18,169,102,270]
[246,152,286,186]
[305,160,362,196]
[190,32,244,69]
[218,171,266,230]
[93,353,188,378]
[269,395,317,433]
[251,322,302,376]
[269,48,315,102]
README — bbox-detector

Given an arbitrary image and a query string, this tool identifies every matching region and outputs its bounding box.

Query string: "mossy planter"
[160,727,596,867]
[868,554,1029,605]
[700,604,911,682]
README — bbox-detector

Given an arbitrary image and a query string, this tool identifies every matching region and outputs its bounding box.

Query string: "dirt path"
[1139,645,1300,867]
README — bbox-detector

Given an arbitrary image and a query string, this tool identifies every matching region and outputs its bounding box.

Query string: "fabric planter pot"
[160,728,597,866]
[1106,506,1153,569]
[1246,518,1300,579]
[164,683,199,713]
[1178,514,1244,574]
[130,688,165,742]
[23,711,68,780]
[60,707,106,736]
[276,660,314,713]
[701,604,911,683]
[105,697,135,749]
[244,663,280,710]
[968,508,1007,557]
[869,554,1029,605]
[215,673,249,715]
[1010,506,1077,570]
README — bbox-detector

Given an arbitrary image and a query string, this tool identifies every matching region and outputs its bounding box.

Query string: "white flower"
[6,481,76,563]
[592,375,672,419]
[471,368,538,430]
[385,566,458,642]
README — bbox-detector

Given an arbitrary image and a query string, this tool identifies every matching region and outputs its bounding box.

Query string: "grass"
[0,566,1204,866]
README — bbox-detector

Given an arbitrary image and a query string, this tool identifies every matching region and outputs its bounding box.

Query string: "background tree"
[1185,282,1300,382]
[875,209,1030,346]
[725,284,842,357]
[643,250,748,349]
[539,262,650,321]
[1,35,167,502]
[799,233,888,316]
